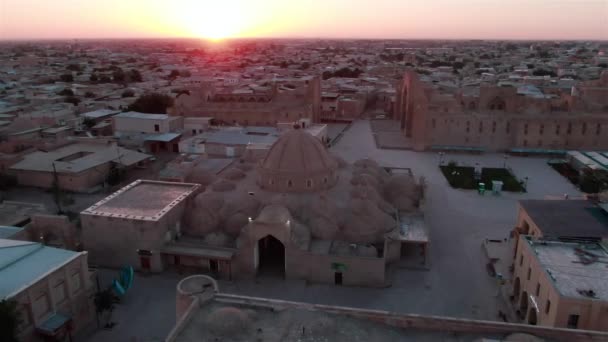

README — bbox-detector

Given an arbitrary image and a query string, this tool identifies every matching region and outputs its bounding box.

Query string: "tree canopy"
[127,93,174,114]
[0,299,21,342]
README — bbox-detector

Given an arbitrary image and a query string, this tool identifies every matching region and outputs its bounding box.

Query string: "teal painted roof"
[0,226,23,239]
[0,239,80,299]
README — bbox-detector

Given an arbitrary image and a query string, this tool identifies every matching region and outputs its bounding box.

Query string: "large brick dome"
[257,127,338,192]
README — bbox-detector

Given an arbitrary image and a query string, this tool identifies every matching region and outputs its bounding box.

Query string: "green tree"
[83,117,96,129]
[168,70,180,80]
[59,74,73,82]
[64,96,80,106]
[112,69,126,83]
[66,64,81,72]
[58,88,74,96]
[129,69,142,82]
[0,299,21,342]
[127,93,174,114]
[94,288,119,328]
[121,89,135,98]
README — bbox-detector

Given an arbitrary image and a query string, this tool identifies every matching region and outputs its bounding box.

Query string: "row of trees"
[322,67,363,80]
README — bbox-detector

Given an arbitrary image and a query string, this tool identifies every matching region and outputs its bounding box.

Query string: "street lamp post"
[438,152,445,166]
[524,176,529,191]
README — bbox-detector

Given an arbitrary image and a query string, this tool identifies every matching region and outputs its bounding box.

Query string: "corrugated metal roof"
[0,239,82,298]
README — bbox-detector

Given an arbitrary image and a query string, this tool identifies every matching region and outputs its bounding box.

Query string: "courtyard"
[82,120,582,342]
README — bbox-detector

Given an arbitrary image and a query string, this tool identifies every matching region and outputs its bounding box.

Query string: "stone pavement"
[82,120,582,341]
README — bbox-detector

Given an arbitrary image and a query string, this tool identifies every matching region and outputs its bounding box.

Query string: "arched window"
[488,97,506,111]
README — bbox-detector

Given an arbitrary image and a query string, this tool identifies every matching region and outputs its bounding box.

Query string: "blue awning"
[509,148,566,154]
[37,312,71,336]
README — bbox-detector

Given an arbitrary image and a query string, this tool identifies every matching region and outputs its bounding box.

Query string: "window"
[539,124,544,135]
[53,280,66,304]
[479,121,483,133]
[506,122,510,134]
[545,300,551,314]
[567,122,572,135]
[323,177,328,184]
[556,124,560,135]
[519,255,523,266]
[306,179,312,188]
[192,129,196,135]
[567,314,579,329]
[33,293,49,319]
[71,271,81,294]
[527,267,531,280]
[269,179,274,185]
[466,121,470,133]
[492,121,496,133]
[432,119,436,129]
[596,123,601,135]
[582,123,587,135]
[535,283,541,296]
[154,124,160,132]
[523,140,528,147]
[287,180,293,187]
[537,140,542,147]
[524,123,528,135]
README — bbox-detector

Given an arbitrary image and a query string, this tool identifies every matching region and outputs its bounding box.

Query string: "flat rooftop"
[82,180,199,221]
[173,301,485,342]
[527,239,608,301]
[0,201,47,227]
[114,111,169,120]
[10,143,151,173]
[520,200,608,239]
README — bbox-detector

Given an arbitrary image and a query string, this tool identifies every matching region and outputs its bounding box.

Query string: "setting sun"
[178,1,246,40]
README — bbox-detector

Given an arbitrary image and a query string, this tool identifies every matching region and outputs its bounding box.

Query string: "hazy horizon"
[1,0,607,41]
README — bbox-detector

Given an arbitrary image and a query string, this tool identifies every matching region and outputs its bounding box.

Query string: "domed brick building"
[81,127,428,287]
[257,126,339,192]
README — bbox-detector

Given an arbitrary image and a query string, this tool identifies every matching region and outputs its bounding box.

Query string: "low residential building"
[113,111,183,153]
[81,180,201,271]
[512,235,608,331]
[9,141,151,192]
[512,199,608,253]
[0,239,94,341]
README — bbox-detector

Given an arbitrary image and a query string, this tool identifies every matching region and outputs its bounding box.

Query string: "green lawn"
[440,165,524,192]
[440,166,476,189]
[481,168,525,192]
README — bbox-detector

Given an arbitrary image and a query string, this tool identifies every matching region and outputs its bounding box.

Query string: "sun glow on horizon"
[177,1,247,41]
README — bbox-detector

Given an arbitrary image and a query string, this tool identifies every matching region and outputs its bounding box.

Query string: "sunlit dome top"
[257,127,338,192]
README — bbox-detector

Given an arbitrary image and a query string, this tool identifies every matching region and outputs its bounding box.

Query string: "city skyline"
[1,0,607,41]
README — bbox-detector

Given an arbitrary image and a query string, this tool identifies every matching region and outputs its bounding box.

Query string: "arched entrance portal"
[257,235,285,276]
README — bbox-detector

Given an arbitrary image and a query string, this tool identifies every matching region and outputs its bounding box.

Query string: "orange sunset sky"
[0,0,607,41]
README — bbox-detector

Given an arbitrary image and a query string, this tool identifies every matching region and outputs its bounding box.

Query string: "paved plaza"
[83,120,581,342]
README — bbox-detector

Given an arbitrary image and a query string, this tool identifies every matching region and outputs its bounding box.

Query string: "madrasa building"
[81,126,428,287]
